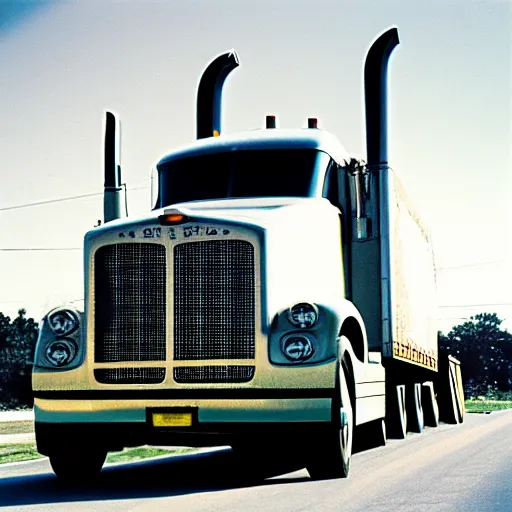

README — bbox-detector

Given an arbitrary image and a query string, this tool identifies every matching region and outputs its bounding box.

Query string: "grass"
[0,420,34,435]
[0,419,197,465]
[0,443,44,464]
[0,442,197,465]
[106,446,196,464]
[465,400,512,413]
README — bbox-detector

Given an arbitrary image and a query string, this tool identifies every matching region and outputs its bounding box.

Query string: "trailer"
[32,27,465,482]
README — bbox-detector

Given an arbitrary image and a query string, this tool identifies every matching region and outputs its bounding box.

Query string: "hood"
[157,197,336,230]
[88,196,338,238]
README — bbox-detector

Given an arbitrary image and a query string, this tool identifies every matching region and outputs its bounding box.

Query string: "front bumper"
[34,393,333,453]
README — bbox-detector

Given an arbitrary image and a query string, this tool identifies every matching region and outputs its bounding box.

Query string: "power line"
[437,260,505,271]
[0,192,102,211]
[0,185,147,212]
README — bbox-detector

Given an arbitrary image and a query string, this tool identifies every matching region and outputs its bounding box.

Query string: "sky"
[0,0,510,333]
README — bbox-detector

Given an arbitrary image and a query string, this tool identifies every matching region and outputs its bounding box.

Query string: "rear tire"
[406,383,424,433]
[355,418,386,452]
[438,356,465,424]
[386,384,407,439]
[422,381,440,427]
[49,448,107,483]
[367,418,387,447]
[307,363,353,480]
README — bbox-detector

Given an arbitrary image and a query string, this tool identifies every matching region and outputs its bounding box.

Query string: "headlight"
[288,303,318,328]
[45,339,78,367]
[282,335,315,361]
[48,309,79,336]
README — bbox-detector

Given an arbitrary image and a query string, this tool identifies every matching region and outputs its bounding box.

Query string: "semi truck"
[32,27,465,482]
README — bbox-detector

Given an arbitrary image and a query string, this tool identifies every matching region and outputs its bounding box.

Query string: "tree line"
[0,309,511,409]
[0,310,38,410]
[439,312,512,398]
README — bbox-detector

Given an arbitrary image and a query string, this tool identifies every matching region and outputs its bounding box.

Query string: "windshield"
[157,149,328,208]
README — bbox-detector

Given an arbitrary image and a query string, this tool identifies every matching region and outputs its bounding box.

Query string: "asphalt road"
[1,411,510,512]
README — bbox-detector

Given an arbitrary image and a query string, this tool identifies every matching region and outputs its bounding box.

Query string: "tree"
[0,309,39,409]
[439,313,512,397]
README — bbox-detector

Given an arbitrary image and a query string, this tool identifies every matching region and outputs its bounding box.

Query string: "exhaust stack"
[103,111,124,223]
[364,28,400,169]
[197,50,239,139]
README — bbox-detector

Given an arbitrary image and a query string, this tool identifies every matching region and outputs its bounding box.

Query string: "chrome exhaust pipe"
[364,28,400,170]
[196,50,239,139]
[103,111,124,223]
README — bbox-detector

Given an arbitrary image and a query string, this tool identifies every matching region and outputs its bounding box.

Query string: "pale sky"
[0,0,511,333]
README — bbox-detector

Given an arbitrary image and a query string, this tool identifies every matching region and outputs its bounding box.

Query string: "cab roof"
[157,129,352,168]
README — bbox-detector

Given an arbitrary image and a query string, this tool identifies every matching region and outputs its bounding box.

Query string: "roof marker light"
[266,115,277,129]
[308,118,318,129]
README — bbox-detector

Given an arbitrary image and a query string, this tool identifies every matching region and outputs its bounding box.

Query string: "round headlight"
[282,335,315,361]
[45,339,77,367]
[48,309,79,336]
[288,303,318,329]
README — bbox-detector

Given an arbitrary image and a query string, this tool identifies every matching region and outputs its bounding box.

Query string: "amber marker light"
[158,212,191,225]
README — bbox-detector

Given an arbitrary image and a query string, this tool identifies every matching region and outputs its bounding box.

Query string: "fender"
[335,298,369,365]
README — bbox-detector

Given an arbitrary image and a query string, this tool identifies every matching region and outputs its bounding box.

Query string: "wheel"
[422,381,440,427]
[406,383,424,433]
[366,418,387,448]
[307,362,353,480]
[438,356,465,424]
[386,384,407,439]
[453,363,465,424]
[49,448,107,483]
[354,418,386,452]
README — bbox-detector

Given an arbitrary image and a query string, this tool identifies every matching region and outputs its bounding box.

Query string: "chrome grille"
[94,243,166,362]
[94,368,165,384]
[174,366,255,383]
[174,240,255,360]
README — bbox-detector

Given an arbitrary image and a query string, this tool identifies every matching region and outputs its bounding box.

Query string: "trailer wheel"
[49,448,107,483]
[438,356,465,424]
[422,381,440,427]
[368,418,387,447]
[386,384,407,439]
[355,418,386,451]
[448,364,465,424]
[406,383,424,433]
[307,364,353,480]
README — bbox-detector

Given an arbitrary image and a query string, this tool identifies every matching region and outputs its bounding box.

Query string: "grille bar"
[94,243,166,362]
[174,366,255,383]
[174,240,255,361]
[95,368,166,384]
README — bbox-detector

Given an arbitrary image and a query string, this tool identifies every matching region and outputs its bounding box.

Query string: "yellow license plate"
[152,412,193,427]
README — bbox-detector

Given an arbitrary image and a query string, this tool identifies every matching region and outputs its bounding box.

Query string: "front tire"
[49,448,107,483]
[307,363,353,480]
